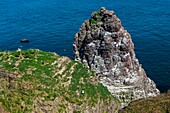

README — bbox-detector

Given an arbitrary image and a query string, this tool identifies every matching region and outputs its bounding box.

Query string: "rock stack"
[73,7,160,106]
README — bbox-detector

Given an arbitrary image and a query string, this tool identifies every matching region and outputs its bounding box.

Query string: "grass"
[119,90,170,113]
[90,10,102,25]
[0,49,119,112]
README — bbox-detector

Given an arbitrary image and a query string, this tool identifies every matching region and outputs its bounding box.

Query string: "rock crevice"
[73,7,160,106]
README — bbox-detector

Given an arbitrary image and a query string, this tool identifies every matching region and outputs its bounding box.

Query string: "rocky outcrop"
[73,7,160,106]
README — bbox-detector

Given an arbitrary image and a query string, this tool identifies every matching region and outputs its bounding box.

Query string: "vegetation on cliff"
[119,91,170,113]
[0,49,119,113]
[0,8,169,113]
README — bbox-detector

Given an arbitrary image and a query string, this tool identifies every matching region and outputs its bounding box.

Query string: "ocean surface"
[0,0,169,92]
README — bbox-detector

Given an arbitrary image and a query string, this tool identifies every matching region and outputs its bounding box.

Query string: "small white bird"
[17,48,21,52]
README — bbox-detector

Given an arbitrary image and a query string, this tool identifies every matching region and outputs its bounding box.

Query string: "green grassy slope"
[0,49,119,113]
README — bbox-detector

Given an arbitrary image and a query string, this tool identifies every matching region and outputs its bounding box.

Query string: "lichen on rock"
[73,7,160,106]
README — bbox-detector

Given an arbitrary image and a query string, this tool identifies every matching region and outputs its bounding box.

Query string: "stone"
[73,7,160,106]
[20,39,29,43]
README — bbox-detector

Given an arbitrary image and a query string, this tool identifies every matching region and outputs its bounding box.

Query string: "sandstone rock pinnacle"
[73,7,160,106]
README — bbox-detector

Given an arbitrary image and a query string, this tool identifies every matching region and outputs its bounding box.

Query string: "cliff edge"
[73,7,160,106]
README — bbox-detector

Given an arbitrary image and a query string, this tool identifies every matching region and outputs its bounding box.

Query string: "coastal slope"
[0,49,119,112]
[119,91,170,113]
[73,7,160,106]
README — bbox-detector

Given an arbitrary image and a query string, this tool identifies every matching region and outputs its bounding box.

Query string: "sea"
[0,0,169,93]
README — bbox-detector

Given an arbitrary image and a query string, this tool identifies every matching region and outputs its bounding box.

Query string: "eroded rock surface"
[73,7,160,106]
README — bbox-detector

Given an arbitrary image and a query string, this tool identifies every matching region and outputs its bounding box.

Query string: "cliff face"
[73,7,160,106]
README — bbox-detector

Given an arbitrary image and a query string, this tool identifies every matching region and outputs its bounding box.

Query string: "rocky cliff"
[73,7,160,106]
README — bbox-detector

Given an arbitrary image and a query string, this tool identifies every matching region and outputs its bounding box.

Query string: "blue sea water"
[0,0,169,92]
